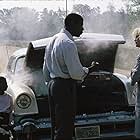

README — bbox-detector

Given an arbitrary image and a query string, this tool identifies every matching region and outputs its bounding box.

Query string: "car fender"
[114,73,135,105]
[7,82,38,115]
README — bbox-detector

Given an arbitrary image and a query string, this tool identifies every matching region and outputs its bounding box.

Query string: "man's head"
[0,77,8,93]
[64,13,84,37]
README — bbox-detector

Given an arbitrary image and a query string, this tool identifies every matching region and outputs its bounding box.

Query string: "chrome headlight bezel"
[16,93,31,109]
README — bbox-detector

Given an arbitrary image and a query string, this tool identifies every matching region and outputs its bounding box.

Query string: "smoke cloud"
[12,69,47,96]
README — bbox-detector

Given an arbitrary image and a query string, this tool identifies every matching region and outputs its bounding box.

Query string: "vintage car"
[2,33,136,140]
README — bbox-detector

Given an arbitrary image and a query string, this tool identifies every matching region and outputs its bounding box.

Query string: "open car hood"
[29,33,125,73]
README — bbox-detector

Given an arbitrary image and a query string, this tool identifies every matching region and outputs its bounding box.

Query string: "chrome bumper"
[14,111,135,139]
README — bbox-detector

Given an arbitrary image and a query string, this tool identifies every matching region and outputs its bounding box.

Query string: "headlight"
[16,94,31,109]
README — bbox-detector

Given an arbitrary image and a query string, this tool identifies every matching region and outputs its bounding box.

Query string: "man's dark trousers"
[48,78,76,140]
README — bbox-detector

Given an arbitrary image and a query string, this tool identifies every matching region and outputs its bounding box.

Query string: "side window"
[15,57,25,74]
[7,56,16,73]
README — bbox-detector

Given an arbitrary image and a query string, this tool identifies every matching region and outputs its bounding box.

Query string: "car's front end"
[74,71,135,139]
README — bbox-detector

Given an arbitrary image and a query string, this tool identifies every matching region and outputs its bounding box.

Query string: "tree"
[0,9,13,40]
[39,8,64,38]
[124,0,140,31]
[72,3,128,36]
[72,4,101,32]
[0,7,40,40]
[0,2,131,41]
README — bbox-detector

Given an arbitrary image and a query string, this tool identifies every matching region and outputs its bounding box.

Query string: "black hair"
[64,13,83,29]
[0,76,8,92]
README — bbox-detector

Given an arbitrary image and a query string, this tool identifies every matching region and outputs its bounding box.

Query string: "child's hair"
[0,76,8,93]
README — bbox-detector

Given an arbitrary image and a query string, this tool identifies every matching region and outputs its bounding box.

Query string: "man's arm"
[63,41,88,80]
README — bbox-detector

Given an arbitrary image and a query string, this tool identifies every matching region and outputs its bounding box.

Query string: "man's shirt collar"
[60,29,74,41]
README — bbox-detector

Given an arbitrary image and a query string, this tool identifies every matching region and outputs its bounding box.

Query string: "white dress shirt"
[43,29,88,81]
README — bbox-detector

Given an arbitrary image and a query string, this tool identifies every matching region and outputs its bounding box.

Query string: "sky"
[0,0,126,13]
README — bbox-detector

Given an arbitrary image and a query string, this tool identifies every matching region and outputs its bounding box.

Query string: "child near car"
[0,76,13,119]
[0,76,13,140]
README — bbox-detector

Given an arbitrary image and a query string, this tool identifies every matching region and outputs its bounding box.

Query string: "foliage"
[72,4,129,38]
[39,8,64,38]
[0,2,139,41]
[0,7,64,40]
[124,0,140,32]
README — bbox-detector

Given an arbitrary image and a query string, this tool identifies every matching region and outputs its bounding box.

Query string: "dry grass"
[0,41,28,73]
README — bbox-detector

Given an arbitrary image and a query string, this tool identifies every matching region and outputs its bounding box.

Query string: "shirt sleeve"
[63,41,88,80]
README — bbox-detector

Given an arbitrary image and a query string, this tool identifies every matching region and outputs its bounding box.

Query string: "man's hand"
[88,61,99,73]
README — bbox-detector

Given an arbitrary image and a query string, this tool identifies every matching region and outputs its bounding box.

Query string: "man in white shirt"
[43,13,96,140]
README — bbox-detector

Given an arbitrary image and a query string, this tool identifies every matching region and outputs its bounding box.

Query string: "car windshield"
[15,57,25,74]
